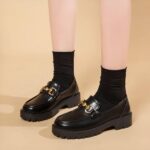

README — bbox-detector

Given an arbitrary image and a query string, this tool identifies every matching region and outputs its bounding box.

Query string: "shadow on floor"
[0,95,55,127]
[0,72,149,139]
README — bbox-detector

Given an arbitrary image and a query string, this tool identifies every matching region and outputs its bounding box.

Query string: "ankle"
[52,74,75,92]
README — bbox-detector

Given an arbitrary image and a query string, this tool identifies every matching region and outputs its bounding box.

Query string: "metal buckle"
[80,101,90,110]
[48,87,57,96]
[81,99,100,114]
[40,86,57,96]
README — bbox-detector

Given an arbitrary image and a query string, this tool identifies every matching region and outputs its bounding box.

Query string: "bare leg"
[48,0,77,51]
[101,0,131,69]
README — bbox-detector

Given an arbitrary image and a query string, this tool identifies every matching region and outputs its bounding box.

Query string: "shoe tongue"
[47,81,60,90]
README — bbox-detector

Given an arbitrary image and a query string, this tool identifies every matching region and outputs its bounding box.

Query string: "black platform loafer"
[20,79,80,122]
[52,95,132,139]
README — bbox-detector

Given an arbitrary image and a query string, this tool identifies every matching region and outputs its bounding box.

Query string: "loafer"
[20,79,80,122]
[52,95,132,139]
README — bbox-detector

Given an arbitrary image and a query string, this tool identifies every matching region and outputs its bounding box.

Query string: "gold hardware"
[80,101,90,110]
[41,86,57,96]
[44,87,49,91]
[80,99,100,114]
[48,87,57,96]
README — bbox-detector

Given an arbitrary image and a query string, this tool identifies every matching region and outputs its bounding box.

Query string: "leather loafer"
[52,95,132,139]
[20,79,80,122]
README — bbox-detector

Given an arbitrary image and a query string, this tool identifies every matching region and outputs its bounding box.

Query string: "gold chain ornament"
[80,99,100,114]
[41,86,57,96]
[80,101,90,110]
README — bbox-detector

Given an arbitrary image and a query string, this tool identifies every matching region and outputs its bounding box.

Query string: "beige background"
[0,0,150,150]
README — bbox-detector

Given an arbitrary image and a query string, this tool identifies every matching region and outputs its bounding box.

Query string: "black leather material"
[22,79,79,113]
[54,95,131,129]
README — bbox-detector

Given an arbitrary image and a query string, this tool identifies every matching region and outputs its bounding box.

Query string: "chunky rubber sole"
[52,112,132,139]
[20,93,80,122]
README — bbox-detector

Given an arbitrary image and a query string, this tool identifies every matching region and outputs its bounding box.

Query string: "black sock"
[94,65,127,109]
[52,50,75,92]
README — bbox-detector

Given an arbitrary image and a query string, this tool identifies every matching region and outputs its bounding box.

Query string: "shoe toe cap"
[54,113,72,128]
[54,108,87,128]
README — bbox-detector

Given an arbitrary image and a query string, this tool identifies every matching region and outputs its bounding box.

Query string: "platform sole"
[20,93,80,122]
[52,112,132,139]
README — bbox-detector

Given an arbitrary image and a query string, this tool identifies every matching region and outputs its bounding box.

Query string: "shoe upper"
[54,95,131,128]
[22,79,79,113]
